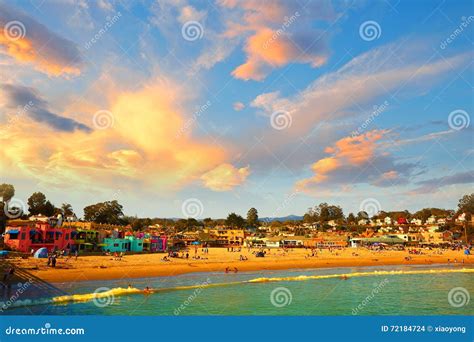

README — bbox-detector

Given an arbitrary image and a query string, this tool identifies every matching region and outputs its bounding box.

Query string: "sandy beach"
[8,247,472,283]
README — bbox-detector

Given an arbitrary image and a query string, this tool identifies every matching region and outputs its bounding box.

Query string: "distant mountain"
[259,215,303,222]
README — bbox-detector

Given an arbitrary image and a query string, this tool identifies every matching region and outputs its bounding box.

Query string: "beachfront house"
[4,221,75,253]
[143,235,167,252]
[264,237,281,248]
[281,236,305,247]
[71,229,101,252]
[102,235,144,253]
[384,217,392,225]
[426,215,436,224]
[203,228,245,246]
[349,235,406,248]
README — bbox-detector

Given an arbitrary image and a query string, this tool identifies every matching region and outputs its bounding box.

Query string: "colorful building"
[102,236,144,253]
[4,221,75,253]
[71,229,102,251]
[143,235,167,252]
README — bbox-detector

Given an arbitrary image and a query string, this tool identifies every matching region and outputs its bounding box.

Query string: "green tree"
[226,213,245,228]
[0,183,15,234]
[83,200,124,224]
[306,203,344,223]
[27,192,56,216]
[0,184,15,202]
[357,211,369,220]
[458,193,474,215]
[61,203,74,217]
[347,213,356,224]
[246,207,259,228]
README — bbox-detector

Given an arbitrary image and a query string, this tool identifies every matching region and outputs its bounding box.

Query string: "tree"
[305,203,344,224]
[27,192,56,216]
[458,193,474,215]
[83,200,124,224]
[246,208,259,228]
[357,211,369,220]
[0,184,15,202]
[61,203,74,217]
[203,217,214,227]
[0,183,15,235]
[347,213,356,224]
[226,213,246,228]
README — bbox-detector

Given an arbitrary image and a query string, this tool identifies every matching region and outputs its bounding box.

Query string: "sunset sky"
[0,0,473,219]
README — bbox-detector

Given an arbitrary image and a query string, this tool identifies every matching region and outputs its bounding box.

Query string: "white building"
[426,215,436,224]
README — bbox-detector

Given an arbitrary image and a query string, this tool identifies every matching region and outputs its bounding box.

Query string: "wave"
[1,268,472,310]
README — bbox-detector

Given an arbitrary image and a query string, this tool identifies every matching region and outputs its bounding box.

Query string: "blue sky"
[0,0,473,219]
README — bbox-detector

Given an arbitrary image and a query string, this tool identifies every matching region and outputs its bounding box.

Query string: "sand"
[8,247,472,283]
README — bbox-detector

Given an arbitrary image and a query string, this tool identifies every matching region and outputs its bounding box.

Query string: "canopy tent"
[6,229,19,234]
[34,247,48,258]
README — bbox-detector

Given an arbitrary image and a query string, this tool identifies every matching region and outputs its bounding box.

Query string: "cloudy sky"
[0,0,472,219]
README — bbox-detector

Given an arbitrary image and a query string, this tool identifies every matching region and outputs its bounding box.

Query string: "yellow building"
[203,228,245,246]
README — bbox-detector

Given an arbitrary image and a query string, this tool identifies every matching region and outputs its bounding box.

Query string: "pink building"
[4,221,75,253]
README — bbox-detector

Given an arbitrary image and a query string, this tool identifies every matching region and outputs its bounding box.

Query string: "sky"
[0,0,473,219]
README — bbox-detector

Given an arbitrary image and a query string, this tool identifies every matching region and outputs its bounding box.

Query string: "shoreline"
[9,248,473,283]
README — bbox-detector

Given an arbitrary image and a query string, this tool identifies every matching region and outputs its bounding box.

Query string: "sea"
[2,264,473,315]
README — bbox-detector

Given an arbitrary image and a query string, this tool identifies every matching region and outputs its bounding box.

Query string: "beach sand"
[8,247,472,283]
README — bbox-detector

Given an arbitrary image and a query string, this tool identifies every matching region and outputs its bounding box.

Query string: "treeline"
[0,182,473,233]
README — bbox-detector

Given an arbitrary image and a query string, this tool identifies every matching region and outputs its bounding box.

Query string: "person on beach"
[75,250,79,261]
[143,286,152,294]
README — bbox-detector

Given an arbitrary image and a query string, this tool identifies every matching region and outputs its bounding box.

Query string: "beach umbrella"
[33,247,48,258]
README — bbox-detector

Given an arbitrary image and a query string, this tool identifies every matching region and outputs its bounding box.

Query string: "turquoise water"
[3,265,473,315]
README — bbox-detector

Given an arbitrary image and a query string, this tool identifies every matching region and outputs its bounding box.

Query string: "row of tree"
[303,197,473,225]
[1,182,473,233]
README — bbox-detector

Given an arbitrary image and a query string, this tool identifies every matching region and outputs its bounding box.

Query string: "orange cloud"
[296,130,388,190]
[0,3,83,77]
[220,0,331,81]
[201,163,250,191]
[0,77,229,193]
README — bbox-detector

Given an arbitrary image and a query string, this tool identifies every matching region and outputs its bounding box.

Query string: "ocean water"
[2,264,473,315]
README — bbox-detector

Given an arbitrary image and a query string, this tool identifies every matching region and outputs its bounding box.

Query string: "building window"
[114,243,119,247]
